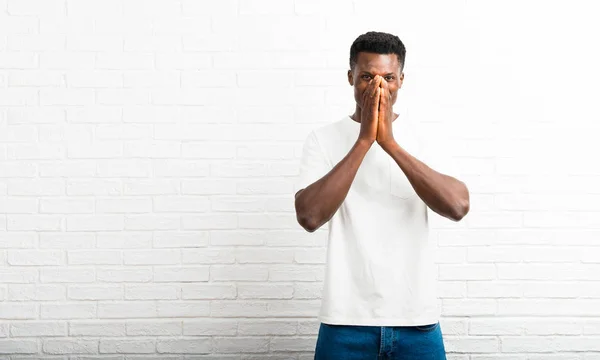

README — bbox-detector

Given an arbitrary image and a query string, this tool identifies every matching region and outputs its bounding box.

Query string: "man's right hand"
[358,75,382,143]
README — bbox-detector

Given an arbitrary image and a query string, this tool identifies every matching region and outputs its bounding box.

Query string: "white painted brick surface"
[0,0,598,358]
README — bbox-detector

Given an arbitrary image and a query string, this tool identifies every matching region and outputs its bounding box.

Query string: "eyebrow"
[360,71,396,76]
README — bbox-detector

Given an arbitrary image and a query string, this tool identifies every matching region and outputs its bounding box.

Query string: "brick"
[238,284,293,300]
[270,337,314,352]
[66,106,121,123]
[182,142,236,159]
[9,70,64,87]
[96,52,154,70]
[467,281,522,298]
[69,321,126,336]
[153,231,209,248]
[442,299,497,316]
[293,283,322,300]
[68,285,123,300]
[66,215,124,231]
[0,49,38,68]
[97,232,152,249]
[154,267,209,283]
[0,339,38,354]
[183,249,235,264]
[211,196,266,212]
[8,284,66,301]
[124,215,180,231]
[183,319,237,336]
[181,284,236,300]
[39,233,95,249]
[439,264,497,280]
[125,285,178,300]
[154,160,210,177]
[211,265,269,282]
[10,321,67,337]
[0,268,37,283]
[268,265,324,282]
[98,302,156,319]
[96,198,152,214]
[235,249,295,264]
[99,339,155,354]
[182,214,237,230]
[127,320,181,336]
[213,337,269,353]
[238,320,297,336]
[266,300,320,317]
[43,339,98,354]
[156,339,211,354]
[41,303,96,319]
[124,180,179,195]
[157,301,210,317]
[0,196,37,212]
[124,141,182,158]
[182,70,236,88]
[444,337,498,353]
[97,267,153,282]
[0,303,37,319]
[469,319,524,335]
[123,250,180,265]
[40,199,94,214]
[210,301,268,318]
[40,268,95,283]
[95,16,152,34]
[154,196,210,213]
[0,232,36,248]
[155,53,211,70]
[8,250,64,266]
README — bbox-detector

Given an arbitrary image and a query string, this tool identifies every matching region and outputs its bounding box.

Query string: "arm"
[295,75,384,232]
[295,139,372,232]
[382,141,470,221]
[376,79,470,222]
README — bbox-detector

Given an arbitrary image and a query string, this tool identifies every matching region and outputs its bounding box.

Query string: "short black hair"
[349,31,406,70]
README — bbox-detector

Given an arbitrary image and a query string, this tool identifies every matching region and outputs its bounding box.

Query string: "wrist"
[378,138,398,152]
[355,137,374,149]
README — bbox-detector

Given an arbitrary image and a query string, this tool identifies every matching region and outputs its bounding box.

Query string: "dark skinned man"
[294,31,470,359]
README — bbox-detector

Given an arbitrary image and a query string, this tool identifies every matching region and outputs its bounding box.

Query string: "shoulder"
[304,116,354,145]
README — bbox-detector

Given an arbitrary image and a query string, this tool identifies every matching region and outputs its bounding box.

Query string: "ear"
[398,72,405,89]
[347,69,353,86]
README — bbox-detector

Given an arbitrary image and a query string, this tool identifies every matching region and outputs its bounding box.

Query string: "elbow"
[296,214,320,232]
[294,194,321,232]
[449,198,470,222]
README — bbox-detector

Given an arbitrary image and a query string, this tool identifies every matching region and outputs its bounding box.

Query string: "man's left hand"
[376,79,395,148]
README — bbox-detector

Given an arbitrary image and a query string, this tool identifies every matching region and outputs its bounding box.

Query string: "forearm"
[382,140,470,221]
[295,139,372,232]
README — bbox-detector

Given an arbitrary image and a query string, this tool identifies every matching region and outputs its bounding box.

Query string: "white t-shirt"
[297,113,458,326]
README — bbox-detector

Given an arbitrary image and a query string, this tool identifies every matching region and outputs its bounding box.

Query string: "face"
[348,52,404,108]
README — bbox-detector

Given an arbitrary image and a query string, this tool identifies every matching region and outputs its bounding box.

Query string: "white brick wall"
[0,0,599,358]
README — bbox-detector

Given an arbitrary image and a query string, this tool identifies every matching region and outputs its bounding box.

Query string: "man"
[294,31,470,359]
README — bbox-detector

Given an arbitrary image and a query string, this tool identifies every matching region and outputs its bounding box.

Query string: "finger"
[372,76,382,97]
[372,88,380,110]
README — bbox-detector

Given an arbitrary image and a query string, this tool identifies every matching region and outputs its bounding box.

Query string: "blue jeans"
[314,322,447,360]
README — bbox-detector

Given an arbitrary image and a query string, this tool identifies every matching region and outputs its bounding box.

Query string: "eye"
[385,76,395,81]
[361,75,372,80]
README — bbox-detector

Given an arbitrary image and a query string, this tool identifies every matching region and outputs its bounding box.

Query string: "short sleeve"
[296,131,331,193]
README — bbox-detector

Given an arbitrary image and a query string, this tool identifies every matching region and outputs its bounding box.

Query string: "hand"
[358,75,382,144]
[376,78,395,148]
